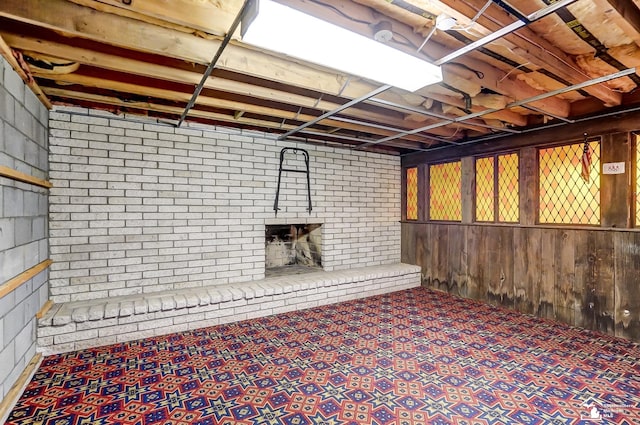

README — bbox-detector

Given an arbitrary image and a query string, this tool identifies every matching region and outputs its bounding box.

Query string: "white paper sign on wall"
[602,162,625,175]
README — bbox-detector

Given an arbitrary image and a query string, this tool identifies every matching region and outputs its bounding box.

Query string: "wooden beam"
[4,33,473,140]
[35,299,54,319]
[67,0,243,36]
[422,89,528,127]
[0,34,51,108]
[437,0,623,106]
[402,108,640,166]
[275,0,572,118]
[0,259,52,299]
[44,87,429,150]
[0,0,448,123]
[0,165,52,188]
[37,74,441,143]
[600,0,640,47]
[442,61,571,118]
[36,70,492,138]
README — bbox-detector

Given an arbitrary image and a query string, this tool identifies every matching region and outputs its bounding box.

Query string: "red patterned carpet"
[7,287,640,424]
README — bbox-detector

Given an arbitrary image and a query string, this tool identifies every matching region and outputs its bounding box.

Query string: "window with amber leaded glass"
[475,153,519,223]
[429,161,461,221]
[539,140,600,225]
[406,167,418,220]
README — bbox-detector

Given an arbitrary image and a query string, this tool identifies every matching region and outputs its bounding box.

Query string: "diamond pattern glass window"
[406,167,418,220]
[498,153,520,222]
[475,153,519,223]
[475,157,495,222]
[539,140,601,225]
[429,161,461,221]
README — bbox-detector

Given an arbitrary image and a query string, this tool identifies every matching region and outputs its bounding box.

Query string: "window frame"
[405,166,419,221]
[536,137,602,226]
[427,159,462,222]
[474,151,520,224]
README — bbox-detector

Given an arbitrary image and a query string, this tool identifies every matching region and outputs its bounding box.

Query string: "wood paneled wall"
[402,223,640,341]
[402,116,640,342]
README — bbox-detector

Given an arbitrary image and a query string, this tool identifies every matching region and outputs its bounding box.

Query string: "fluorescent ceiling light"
[241,0,443,92]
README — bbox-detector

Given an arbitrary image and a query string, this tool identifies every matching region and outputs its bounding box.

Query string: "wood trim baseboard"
[0,353,42,422]
[0,259,53,299]
[0,166,53,189]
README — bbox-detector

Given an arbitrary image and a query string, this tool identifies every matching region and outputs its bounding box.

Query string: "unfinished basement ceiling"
[1,0,639,155]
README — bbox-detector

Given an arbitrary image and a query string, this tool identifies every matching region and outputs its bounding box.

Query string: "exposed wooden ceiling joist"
[1,0,639,154]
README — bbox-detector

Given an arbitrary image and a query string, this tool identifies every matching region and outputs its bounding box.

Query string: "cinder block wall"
[48,107,401,303]
[0,57,49,398]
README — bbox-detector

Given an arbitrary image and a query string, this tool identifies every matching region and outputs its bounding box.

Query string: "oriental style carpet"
[7,288,640,424]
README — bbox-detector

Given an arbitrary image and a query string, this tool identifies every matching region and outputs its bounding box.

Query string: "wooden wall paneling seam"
[418,163,428,222]
[0,165,53,188]
[595,231,616,334]
[0,259,53,299]
[539,229,556,319]
[461,157,474,224]
[600,132,632,228]
[613,231,640,340]
[555,229,577,325]
[401,166,408,222]
[520,147,537,226]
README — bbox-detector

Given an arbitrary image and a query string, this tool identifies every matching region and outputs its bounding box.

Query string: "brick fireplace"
[265,224,322,277]
[47,107,401,303]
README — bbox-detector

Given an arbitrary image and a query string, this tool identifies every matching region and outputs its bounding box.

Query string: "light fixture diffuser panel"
[242,0,442,92]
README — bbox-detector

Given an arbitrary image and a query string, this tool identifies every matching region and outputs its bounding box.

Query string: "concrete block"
[0,341,15,384]
[3,304,26,343]
[3,186,23,218]
[0,218,15,252]
[4,64,24,104]
[13,320,34,361]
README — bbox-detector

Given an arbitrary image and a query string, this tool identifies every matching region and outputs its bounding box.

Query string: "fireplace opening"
[265,224,322,277]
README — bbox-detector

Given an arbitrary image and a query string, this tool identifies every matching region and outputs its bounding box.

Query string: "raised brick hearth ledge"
[38,264,421,355]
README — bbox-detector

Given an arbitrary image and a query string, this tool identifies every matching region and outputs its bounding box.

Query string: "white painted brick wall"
[49,107,401,302]
[0,56,49,400]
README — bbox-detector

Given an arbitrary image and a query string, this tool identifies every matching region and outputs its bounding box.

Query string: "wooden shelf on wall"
[0,166,53,189]
[0,259,53,299]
